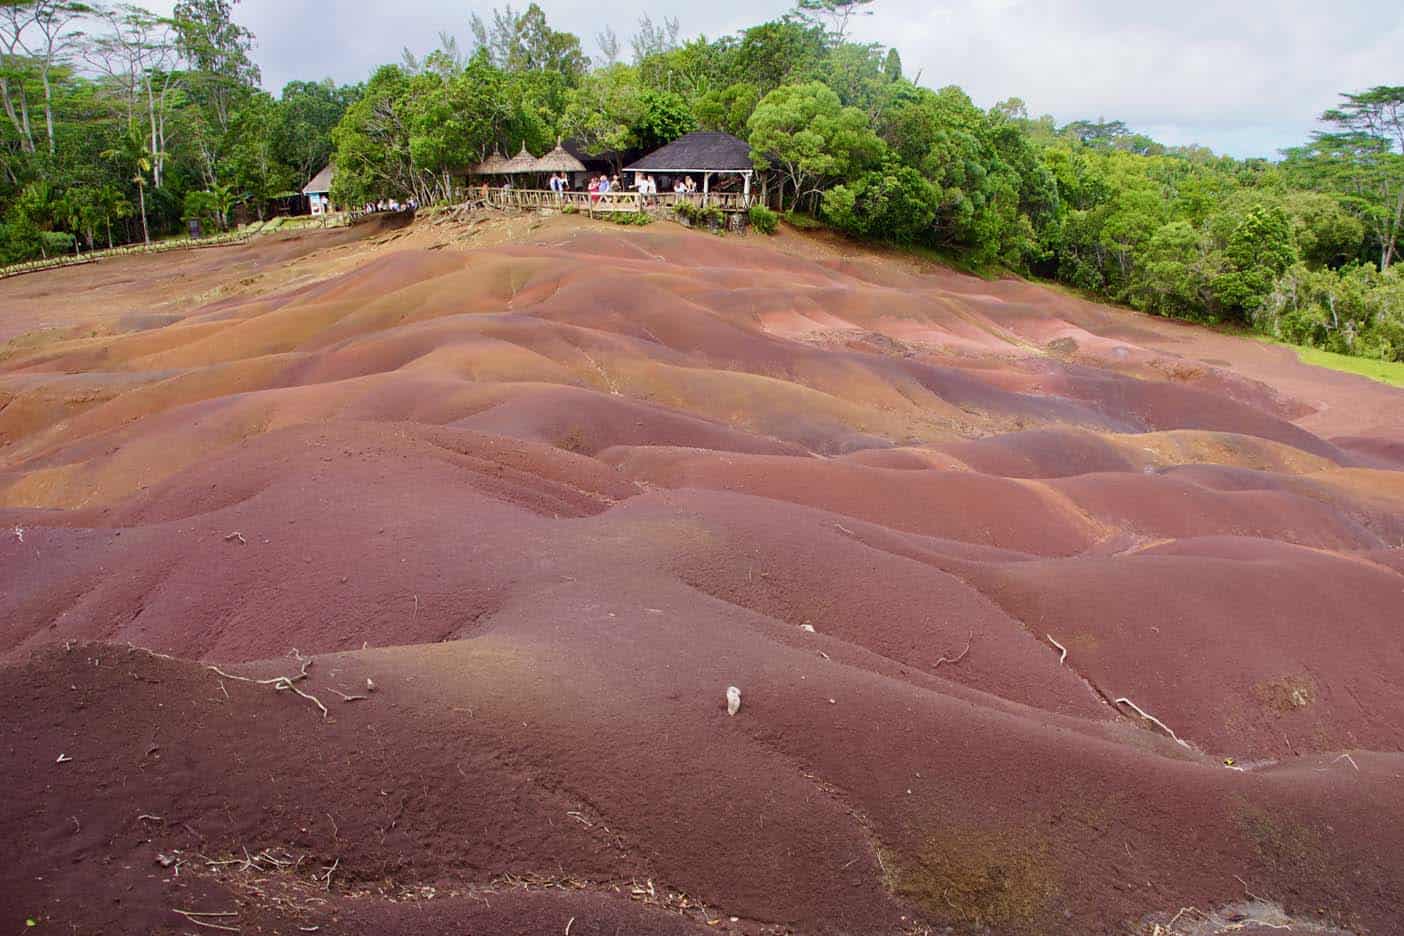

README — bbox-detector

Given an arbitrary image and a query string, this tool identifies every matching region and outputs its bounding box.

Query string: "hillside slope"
[2,216,1402,936]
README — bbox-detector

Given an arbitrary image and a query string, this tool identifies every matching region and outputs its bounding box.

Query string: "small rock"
[800,624,816,633]
[726,686,741,716]
[155,854,174,868]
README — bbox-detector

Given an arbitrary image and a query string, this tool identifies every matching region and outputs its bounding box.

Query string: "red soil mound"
[2,217,1402,936]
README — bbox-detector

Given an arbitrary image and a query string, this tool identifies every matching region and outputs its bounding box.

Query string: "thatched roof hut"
[625,131,757,201]
[624,131,753,174]
[534,140,586,174]
[472,149,511,175]
[500,143,539,174]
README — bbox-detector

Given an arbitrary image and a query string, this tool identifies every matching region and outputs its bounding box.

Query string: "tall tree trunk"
[17,83,34,152]
[145,78,164,188]
[41,65,54,154]
[137,184,149,246]
[0,77,34,153]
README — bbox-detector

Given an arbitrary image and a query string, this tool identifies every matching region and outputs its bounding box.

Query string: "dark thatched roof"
[624,132,754,173]
[562,138,636,170]
[302,165,334,195]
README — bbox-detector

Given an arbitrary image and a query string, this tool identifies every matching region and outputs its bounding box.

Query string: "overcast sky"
[147,0,1400,159]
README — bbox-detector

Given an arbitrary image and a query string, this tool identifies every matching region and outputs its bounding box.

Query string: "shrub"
[748,204,778,235]
[783,210,823,231]
[607,212,652,226]
[675,202,724,228]
[822,166,938,243]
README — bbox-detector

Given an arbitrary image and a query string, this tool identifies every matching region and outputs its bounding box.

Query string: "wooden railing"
[478,188,751,213]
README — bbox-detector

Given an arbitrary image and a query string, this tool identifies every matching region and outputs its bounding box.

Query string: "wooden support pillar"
[742,171,751,207]
[703,172,711,208]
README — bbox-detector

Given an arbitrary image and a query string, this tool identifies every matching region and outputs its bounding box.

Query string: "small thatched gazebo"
[534,140,586,175]
[472,149,510,175]
[624,131,755,203]
[499,143,540,175]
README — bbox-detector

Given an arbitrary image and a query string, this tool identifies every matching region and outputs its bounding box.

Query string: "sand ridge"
[1,214,1402,936]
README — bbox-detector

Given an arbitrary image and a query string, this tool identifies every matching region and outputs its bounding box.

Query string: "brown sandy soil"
[2,213,1402,936]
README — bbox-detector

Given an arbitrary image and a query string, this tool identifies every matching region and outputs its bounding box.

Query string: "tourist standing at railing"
[588,176,601,205]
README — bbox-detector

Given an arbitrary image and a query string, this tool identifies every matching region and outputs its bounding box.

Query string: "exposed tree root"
[205,650,328,719]
[1115,697,1191,749]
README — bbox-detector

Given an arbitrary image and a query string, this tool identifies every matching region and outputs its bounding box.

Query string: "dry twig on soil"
[173,909,240,932]
[1115,697,1191,749]
[933,632,973,668]
[205,650,328,718]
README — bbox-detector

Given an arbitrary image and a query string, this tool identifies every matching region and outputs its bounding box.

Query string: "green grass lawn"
[1292,344,1404,387]
[1256,338,1404,388]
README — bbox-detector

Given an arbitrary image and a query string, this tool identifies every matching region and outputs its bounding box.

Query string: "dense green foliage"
[3,1,1401,361]
[0,0,361,259]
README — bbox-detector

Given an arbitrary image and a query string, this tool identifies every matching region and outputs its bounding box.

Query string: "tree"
[225,91,290,218]
[1290,87,1404,270]
[1210,203,1297,320]
[560,63,642,162]
[469,4,587,81]
[882,47,900,82]
[822,42,887,116]
[746,80,883,211]
[101,125,152,244]
[595,25,619,67]
[172,0,258,133]
[1287,132,1403,270]
[725,19,827,96]
[635,88,694,150]
[1127,220,1221,318]
[695,81,759,135]
[794,0,875,43]
[0,0,89,155]
[331,65,412,207]
[83,5,180,188]
[630,13,678,64]
[274,79,359,186]
[823,162,937,241]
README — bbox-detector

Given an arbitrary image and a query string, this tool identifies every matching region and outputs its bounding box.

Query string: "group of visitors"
[473,171,706,208]
[586,174,621,203]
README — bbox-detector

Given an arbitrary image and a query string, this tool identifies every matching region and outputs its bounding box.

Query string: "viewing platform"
[477,188,752,215]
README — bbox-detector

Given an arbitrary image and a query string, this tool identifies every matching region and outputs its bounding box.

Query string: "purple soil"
[2,218,1402,936]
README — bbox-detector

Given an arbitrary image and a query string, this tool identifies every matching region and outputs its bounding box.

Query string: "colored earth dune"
[2,215,1401,935]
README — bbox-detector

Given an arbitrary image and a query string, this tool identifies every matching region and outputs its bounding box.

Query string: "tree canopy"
[1,1,1401,362]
